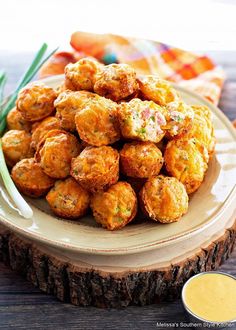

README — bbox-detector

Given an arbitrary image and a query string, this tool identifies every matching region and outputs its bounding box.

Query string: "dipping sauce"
[182,272,236,322]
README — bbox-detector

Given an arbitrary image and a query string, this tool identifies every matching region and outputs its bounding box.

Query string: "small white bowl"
[181,271,236,330]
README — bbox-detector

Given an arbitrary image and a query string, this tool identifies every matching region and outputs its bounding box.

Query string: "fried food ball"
[120,142,163,178]
[55,82,67,96]
[2,130,33,167]
[65,57,103,91]
[186,105,215,156]
[54,90,99,132]
[11,158,55,197]
[94,63,138,101]
[6,107,32,132]
[139,175,188,223]
[71,146,119,193]
[118,98,166,143]
[16,82,57,122]
[91,181,137,230]
[138,75,180,106]
[164,138,209,194]
[31,116,61,149]
[75,97,120,146]
[46,177,90,219]
[36,130,80,179]
[164,101,194,139]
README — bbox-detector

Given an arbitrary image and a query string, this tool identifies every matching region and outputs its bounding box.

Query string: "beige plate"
[0,75,236,255]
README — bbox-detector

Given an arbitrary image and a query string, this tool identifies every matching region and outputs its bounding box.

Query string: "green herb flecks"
[136,127,146,136]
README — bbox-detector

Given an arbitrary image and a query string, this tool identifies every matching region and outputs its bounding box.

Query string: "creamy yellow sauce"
[183,273,236,322]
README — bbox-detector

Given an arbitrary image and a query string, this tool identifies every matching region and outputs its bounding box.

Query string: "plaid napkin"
[69,32,225,106]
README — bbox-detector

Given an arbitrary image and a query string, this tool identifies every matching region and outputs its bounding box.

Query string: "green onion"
[0,71,7,134]
[0,140,33,218]
[0,44,58,219]
[0,44,59,127]
[0,118,6,136]
[0,44,47,123]
[0,71,7,104]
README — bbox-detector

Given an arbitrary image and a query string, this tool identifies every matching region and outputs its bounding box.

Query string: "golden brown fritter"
[55,82,67,96]
[65,57,103,91]
[164,138,209,194]
[164,101,194,139]
[2,130,33,167]
[5,60,216,230]
[46,177,90,219]
[36,129,80,179]
[94,63,138,101]
[120,142,163,178]
[71,146,119,193]
[75,96,120,146]
[6,107,32,132]
[138,75,180,105]
[54,90,99,132]
[91,181,137,230]
[185,105,215,156]
[31,116,61,149]
[16,82,57,122]
[11,158,55,197]
[118,98,166,143]
[139,175,188,223]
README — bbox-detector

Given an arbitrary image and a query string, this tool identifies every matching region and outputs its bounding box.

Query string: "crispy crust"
[139,175,188,223]
[35,129,81,179]
[16,82,57,122]
[75,97,120,146]
[71,146,119,193]
[6,107,32,132]
[137,75,180,106]
[2,129,34,167]
[94,64,138,101]
[35,129,78,162]
[46,177,90,219]
[120,142,163,178]
[164,138,209,194]
[11,158,55,197]
[186,105,216,157]
[90,181,137,230]
[65,58,103,91]
[54,90,99,132]
[31,116,61,150]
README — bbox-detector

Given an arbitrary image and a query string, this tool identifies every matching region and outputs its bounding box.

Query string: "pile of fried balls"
[1,57,215,230]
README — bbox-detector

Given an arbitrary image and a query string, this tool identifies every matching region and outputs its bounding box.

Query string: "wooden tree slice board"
[0,211,235,308]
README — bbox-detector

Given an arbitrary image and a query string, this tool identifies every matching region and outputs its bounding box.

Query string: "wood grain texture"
[0,220,236,309]
[0,51,236,329]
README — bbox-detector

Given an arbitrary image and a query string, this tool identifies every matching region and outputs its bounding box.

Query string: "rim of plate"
[0,75,236,255]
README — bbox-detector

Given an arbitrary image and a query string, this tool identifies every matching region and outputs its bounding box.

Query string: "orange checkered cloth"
[69,32,225,106]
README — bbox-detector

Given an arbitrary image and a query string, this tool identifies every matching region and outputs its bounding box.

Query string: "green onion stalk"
[0,44,58,218]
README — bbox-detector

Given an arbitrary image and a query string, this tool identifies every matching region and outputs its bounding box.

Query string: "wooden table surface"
[0,51,235,330]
